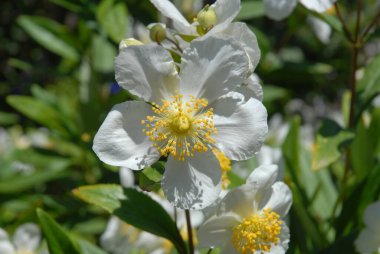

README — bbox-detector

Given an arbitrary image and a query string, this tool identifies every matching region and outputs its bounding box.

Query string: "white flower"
[0,223,42,254]
[264,0,336,21]
[150,0,261,73]
[93,36,268,210]
[355,201,380,254]
[198,164,292,254]
[308,16,332,44]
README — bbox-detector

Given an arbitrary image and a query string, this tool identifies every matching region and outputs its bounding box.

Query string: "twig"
[362,9,380,39]
[334,3,354,43]
[185,210,194,254]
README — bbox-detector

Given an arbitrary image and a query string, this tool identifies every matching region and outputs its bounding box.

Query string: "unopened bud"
[119,38,143,50]
[149,24,167,43]
[197,5,217,30]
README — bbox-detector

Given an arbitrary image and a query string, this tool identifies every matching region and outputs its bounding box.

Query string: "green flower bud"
[149,24,167,43]
[197,5,217,31]
[119,38,143,50]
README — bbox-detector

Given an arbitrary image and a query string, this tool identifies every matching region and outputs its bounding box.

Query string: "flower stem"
[185,210,194,254]
[207,248,213,254]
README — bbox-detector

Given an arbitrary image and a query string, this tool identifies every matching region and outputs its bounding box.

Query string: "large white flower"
[0,223,42,254]
[149,0,261,72]
[198,164,292,254]
[264,0,336,21]
[93,36,268,210]
[355,201,380,254]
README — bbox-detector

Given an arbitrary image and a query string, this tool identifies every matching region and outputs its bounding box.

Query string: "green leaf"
[78,239,107,254]
[138,162,164,191]
[91,35,116,73]
[96,0,129,43]
[73,185,186,253]
[237,0,264,20]
[357,53,380,103]
[6,95,68,135]
[72,184,124,213]
[0,111,19,125]
[17,15,79,61]
[37,209,82,254]
[312,119,355,171]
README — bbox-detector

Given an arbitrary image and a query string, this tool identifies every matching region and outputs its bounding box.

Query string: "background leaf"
[37,209,82,254]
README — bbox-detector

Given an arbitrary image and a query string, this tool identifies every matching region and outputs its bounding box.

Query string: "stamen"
[232,209,282,254]
[212,149,231,189]
[142,94,217,160]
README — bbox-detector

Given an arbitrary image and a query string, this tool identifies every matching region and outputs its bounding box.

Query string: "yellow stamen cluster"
[212,149,231,189]
[142,94,217,160]
[232,209,282,254]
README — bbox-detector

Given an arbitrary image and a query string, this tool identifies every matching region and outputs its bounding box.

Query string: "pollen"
[213,149,231,189]
[142,94,217,160]
[232,209,282,254]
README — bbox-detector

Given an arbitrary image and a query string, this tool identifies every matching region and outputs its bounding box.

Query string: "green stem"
[185,210,194,254]
[206,248,213,254]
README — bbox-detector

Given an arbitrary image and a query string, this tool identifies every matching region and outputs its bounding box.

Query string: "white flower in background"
[149,0,261,74]
[101,168,204,254]
[264,0,336,21]
[93,36,268,210]
[0,223,43,254]
[198,164,292,254]
[308,16,332,44]
[355,201,380,254]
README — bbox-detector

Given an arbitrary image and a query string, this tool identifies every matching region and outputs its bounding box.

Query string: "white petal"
[217,183,256,218]
[364,202,380,230]
[263,182,293,217]
[197,214,239,248]
[355,227,380,254]
[150,0,193,34]
[180,36,250,104]
[212,92,268,161]
[93,101,160,170]
[299,0,336,13]
[162,151,222,210]
[264,0,297,21]
[270,222,290,254]
[212,0,241,25]
[119,167,135,188]
[220,242,240,254]
[13,223,40,252]
[0,229,8,240]
[100,217,134,254]
[308,16,332,44]
[211,22,261,71]
[0,240,15,254]
[115,44,179,102]
[239,74,263,101]
[247,164,279,190]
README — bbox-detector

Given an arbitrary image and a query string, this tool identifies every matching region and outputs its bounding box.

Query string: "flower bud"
[197,5,217,30]
[119,38,143,50]
[149,24,167,43]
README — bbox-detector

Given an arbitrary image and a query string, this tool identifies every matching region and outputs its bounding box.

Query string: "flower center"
[232,209,282,254]
[142,94,217,160]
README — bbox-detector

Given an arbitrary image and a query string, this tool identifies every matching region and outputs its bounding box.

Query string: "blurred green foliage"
[1,0,380,254]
